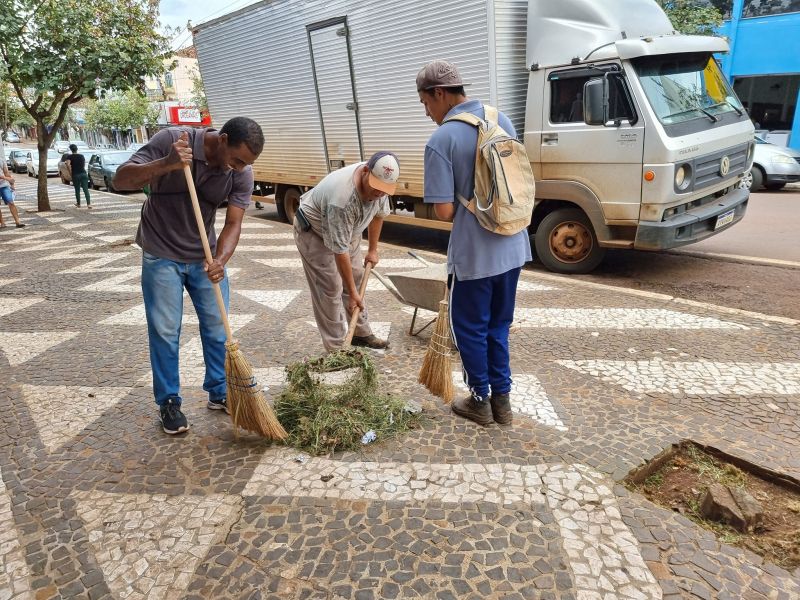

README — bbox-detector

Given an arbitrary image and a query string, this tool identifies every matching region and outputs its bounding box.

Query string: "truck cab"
[525,0,754,273]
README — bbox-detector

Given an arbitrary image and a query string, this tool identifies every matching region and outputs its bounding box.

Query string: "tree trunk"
[35,124,51,212]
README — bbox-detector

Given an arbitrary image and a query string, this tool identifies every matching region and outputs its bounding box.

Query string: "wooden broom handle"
[344,261,373,346]
[183,165,234,344]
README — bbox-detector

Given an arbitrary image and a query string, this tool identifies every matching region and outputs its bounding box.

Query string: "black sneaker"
[207,397,229,414]
[159,399,189,434]
[15,223,25,228]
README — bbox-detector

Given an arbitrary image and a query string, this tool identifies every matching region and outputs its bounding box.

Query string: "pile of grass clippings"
[274,349,420,455]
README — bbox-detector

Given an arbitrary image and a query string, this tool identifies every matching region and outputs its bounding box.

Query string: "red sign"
[168,106,211,126]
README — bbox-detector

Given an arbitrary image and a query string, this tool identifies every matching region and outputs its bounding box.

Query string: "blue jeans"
[141,251,229,407]
[450,267,521,399]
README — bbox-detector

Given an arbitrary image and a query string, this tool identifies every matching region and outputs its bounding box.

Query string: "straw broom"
[418,284,454,403]
[183,166,287,440]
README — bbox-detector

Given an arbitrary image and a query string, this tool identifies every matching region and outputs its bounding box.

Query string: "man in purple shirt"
[114,117,264,435]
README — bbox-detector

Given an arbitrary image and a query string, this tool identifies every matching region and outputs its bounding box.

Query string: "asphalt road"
[250,188,800,322]
[11,138,798,321]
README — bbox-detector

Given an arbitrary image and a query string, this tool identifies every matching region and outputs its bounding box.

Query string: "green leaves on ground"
[274,350,421,455]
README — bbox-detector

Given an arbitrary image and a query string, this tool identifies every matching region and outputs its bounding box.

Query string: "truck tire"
[534,208,606,274]
[751,165,764,191]
[276,186,301,223]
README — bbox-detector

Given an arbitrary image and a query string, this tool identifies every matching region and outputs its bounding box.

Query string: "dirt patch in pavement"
[625,441,800,570]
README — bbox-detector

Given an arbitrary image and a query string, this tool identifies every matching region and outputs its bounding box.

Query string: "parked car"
[739,136,800,191]
[88,150,134,192]
[27,149,62,177]
[3,131,20,143]
[53,139,90,154]
[127,142,146,152]
[8,150,28,173]
[94,143,116,150]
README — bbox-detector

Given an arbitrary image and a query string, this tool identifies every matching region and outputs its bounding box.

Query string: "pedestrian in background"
[66,144,91,208]
[0,161,25,228]
[113,117,264,435]
[417,59,531,426]
[293,151,398,352]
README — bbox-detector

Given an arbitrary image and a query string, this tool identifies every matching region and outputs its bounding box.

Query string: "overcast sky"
[159,0,260,49]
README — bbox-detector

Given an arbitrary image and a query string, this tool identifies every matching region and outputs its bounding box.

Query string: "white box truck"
[192,0,754,273]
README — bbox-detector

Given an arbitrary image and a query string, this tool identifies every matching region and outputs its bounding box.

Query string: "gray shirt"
[125,127,254,263]
[299,162,390,254]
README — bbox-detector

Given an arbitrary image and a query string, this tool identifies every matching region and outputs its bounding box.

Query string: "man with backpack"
[417,59,533,427]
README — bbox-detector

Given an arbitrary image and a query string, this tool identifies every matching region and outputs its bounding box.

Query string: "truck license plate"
[714,209,735,230]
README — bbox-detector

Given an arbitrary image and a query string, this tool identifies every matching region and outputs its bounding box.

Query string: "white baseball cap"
[367,151,400,195]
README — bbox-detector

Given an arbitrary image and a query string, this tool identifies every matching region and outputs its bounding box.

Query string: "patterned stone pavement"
[1,177,799,599]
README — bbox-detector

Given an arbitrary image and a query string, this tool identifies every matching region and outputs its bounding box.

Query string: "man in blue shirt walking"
[417,59,532,426]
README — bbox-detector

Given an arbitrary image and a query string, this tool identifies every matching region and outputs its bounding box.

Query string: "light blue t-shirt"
[423,99,532,281]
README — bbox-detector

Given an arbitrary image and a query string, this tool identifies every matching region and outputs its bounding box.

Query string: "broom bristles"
[418,299,454,404]
[225,341,288,440]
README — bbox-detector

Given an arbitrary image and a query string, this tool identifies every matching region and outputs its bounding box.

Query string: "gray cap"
[415,59,471,91]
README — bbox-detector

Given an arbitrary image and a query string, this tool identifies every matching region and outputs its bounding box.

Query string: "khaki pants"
[294,223,372,351]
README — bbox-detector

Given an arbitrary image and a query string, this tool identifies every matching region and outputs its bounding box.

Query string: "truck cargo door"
[540,67,645,223]
[307,18,363,171]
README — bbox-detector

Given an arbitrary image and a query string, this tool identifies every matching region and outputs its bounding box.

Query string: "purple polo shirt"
[127,127,253,263]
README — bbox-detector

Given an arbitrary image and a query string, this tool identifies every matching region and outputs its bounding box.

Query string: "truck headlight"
[675,164,692,191]
[771,154,795,165]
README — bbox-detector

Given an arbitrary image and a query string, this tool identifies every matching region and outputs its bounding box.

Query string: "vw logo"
[719,155,731,176]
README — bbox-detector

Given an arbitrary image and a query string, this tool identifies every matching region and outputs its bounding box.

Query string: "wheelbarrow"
[372,251,447,336]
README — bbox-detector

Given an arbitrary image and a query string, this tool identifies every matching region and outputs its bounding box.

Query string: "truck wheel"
[751,166,764,191]
[534,208,606,274]
[276,186,301,223]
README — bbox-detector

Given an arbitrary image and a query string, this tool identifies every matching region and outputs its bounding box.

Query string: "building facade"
[717,0,800,148]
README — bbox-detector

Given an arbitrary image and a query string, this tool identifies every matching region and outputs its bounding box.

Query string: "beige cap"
[415,59,471,91]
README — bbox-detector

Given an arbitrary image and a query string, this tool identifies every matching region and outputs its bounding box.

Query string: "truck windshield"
[633,53,743,126]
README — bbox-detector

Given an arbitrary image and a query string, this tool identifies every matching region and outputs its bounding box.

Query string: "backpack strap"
[484,105,499,127]
[443,112,482,127]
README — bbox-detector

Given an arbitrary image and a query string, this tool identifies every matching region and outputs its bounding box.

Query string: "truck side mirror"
[583,78,608,126]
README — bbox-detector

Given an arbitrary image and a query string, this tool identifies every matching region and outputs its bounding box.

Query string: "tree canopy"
[658,0,725,35]
[0,0,171,209]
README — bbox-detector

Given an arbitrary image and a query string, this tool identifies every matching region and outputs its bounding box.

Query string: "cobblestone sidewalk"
[1,178,799,599]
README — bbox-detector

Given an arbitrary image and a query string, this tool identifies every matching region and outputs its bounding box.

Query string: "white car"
[27,149,62,177]
[53,140,90,154]
[740,136,800,191]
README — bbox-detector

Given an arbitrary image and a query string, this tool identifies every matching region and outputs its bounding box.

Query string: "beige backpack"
[445,105,536,235]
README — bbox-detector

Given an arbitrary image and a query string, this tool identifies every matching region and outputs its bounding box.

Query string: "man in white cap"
[293,151,399,351]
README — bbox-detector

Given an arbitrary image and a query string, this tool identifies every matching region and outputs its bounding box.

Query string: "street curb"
[398,247,799,328]
[667,249,800,270]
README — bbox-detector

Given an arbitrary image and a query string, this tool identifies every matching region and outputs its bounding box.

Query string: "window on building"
[743,0,800,18]
[734,74,799,131]
[164,72,174,88]
[550,73,636,124]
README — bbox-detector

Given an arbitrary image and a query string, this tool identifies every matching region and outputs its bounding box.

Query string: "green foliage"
[0,0,170,208]
[188,69,209,119]
[658,0,724,35]
[85,89,159,130]
[274,350,420,455]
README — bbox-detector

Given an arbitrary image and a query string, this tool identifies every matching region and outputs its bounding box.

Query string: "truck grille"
[691,143,750,191]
